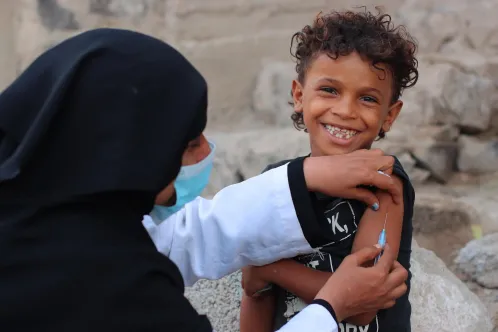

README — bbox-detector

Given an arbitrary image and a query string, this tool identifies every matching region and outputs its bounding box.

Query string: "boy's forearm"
[240,292,275,332]
[258,259,331,304]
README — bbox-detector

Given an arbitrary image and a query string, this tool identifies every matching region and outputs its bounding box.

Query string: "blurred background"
[1,1,498,331]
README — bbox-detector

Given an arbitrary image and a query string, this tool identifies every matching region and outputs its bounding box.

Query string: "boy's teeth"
[324,124,358,139]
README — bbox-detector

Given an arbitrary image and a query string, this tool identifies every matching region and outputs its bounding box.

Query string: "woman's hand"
[314,244,408,322]
[303,149,401,209]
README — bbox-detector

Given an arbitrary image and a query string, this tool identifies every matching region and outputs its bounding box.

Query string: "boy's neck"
[309,151,341,158]
[309,144,374,157]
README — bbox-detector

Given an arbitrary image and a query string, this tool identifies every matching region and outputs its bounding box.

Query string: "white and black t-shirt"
[266,156,414,332]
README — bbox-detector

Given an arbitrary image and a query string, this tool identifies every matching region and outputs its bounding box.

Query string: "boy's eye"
[360,96,378,103]
[319,87,338,94]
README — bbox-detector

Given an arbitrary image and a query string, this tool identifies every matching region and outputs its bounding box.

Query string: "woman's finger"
[374,244,397,275]
[345,188,380,211]
[348,245,383,267]
[387,282,408,301]
[364,172,402,204]
[390,261,404,272]
[378,164,394,175]
[369,148,387,157]
[382,256,409,290]
[381,300,396,309]
[350,149,386,158]
[375,155,395,173]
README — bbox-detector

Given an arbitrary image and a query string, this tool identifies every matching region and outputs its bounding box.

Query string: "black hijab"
[0,29,212,331]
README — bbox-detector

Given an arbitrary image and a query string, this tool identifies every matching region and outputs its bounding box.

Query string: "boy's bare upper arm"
[351,175,405,260]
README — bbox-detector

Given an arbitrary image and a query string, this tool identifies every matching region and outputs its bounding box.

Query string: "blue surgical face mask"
[150,140,216,225]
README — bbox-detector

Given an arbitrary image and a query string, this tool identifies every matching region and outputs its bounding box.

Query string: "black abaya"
[0,28,211,331]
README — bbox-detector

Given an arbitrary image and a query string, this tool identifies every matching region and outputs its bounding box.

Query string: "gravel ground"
[185,271,243,332]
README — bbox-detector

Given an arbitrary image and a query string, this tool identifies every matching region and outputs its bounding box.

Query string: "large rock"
[397,152,431,184]
[395,0,463,53]
[410,247,493,332]
[417,51,498,135]
[410,141,458,183]
[373,125,459,183]
[455,233,498,289]
[400,62,495,133]
[89,0,149,18]
[457,135,498,174]
[419,51,498,79]
[396,0,498,54]
[185,246,493,332]
[413,193,477,266]
[457,189,498,236]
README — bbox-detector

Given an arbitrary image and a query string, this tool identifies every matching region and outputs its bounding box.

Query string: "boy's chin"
[313,140,375,156]
[312,144,357,156]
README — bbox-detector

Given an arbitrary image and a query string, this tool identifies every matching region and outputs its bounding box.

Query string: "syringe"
[374,213,388,265]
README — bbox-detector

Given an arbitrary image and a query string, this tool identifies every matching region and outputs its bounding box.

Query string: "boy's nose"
[330,97,358,119]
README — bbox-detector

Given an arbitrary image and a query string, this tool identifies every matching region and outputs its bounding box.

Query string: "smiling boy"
[239,9,418,332]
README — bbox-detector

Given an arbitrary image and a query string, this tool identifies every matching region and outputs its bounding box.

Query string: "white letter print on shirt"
[325,200,357,244]
[338,316,379,331]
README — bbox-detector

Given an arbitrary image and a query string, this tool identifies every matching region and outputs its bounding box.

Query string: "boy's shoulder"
[392,156,410,183]
[261,156,306,174]
[391,155,415,203]
[263,155,412,184]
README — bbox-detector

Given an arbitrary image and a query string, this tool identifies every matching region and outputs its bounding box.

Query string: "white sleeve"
[143,164,315,286]
[276,304,339,332]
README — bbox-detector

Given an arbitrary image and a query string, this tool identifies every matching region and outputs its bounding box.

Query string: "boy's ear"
[291,79,304,113]
[382,100,403,133]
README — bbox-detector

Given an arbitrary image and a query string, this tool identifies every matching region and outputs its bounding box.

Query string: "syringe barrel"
[378,230,386,247]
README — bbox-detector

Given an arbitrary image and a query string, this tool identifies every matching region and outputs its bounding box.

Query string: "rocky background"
[1,0,498,331]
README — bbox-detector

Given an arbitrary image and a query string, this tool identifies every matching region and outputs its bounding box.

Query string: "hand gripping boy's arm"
[347,174,404,326]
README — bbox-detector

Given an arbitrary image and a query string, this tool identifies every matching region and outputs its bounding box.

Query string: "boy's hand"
[241,266,272,297]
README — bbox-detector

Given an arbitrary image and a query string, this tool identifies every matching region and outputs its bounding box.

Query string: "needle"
[374,213,388,265]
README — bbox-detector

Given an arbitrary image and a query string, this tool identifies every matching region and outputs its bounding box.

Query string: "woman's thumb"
[351,245,383,266]
[347,188,380,211]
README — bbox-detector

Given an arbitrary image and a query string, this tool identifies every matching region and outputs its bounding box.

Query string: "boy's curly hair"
[290,8,419,138]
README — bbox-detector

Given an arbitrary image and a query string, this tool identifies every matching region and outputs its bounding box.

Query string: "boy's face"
[292,52,402,156]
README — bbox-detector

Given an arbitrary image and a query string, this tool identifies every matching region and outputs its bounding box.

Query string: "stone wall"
[1,0,403,129]
[2,1,498,331]
[4,1,496,190]
[2,1,498,134]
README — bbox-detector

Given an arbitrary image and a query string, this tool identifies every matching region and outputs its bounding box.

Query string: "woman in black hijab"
[0,28,211,330]
[0,28,408,332]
